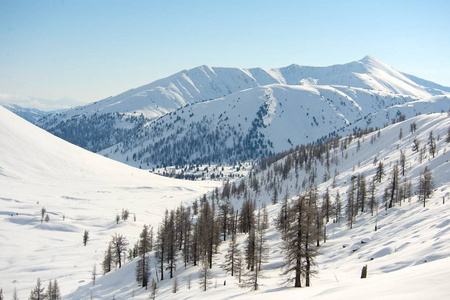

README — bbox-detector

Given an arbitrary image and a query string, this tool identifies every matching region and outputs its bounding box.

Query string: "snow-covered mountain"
[39,56,447,121]
[37,56,450,167]
[0,106,219,298]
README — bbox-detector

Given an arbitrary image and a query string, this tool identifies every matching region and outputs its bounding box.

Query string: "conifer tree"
[83,230,89,246]
[163,210,177,279]
[255,209,269,273]
[136,225,152,288]
[12,287,18,300]
[412,138,420,152]
[111,233,128,268]
[388,164,399,208]
[29,278,45,300]
[245,227,256,272]
[419,166,434,207]
[181,207,192,268]
[156,214,167,281]
[102,243,113,274]
[46,279,61,300]
[224,233,241,276]
[199,255,211,291]
[368,178,377,216]
[399,150,406,177]
[334,190,341,223]
[172,276,178,294]
[281,189,319,288]
[375,162,384,183]
[323,188,332,223]
[428,131,437,158]
[150,278,157,300]
[92,264,96,286]
[346,176,357,229]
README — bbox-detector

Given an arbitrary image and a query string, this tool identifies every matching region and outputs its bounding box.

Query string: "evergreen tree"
[253,209,269,289]
[172,276,178,294]
[322,188,332,223]
[428,131,437,158]
[241,211,267,291]
[198,255,211,291]
[92,264,96,286]
[136,225,152,288]
[368,178,377,216]
[388,164,399,208]
[102,243,113,274]
[412,138,420,152]
[181,207,192,268]
[111,233,128,268]
[12,287,19,300]
[29,278,45,300]
[334,190,341,223]
[41,207,46,223]
[165,210,177,279]
[224,233,241,276]
[46,279,61,300]
[156,214,167,281]
[281,189,319,287]
[419,166,434,207]
[356,174,367,213]
[149,278,157,300]
[245,227,256,272]
[83,230,89,246]
[375,162,384,183]
[399,150,406,177]
[239,199,255,234]
[219,201,230,241]
[346,176,357,229]
[271,181,278,204]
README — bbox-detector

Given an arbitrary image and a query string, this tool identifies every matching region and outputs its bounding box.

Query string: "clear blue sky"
[1,0,449,104]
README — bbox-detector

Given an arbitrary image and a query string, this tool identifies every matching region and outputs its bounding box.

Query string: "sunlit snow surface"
[0,106,219,298]
[1,106,450,299]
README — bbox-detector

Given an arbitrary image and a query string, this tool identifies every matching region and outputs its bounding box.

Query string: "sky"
[1,0,449,109]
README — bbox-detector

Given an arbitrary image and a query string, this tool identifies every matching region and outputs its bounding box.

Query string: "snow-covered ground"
[71,113,450,299]
[1,104,450,299]
[0,106,219,298]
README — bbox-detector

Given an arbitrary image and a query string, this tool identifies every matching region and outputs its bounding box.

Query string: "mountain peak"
[357,55,389,69]
[359,55,380,63]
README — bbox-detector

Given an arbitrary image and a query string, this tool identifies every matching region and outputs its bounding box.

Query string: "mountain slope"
[68,112,450,299]
[36,56,450,167]
[0,106,219,299]
[100,85,448,168]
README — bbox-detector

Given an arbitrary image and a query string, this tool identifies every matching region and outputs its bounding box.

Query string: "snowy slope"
[100,85,449,168]
[67,113,450,299]
[0,106,219,299]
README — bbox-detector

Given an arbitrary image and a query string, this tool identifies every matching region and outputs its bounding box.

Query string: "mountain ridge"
[36,56,450,167]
